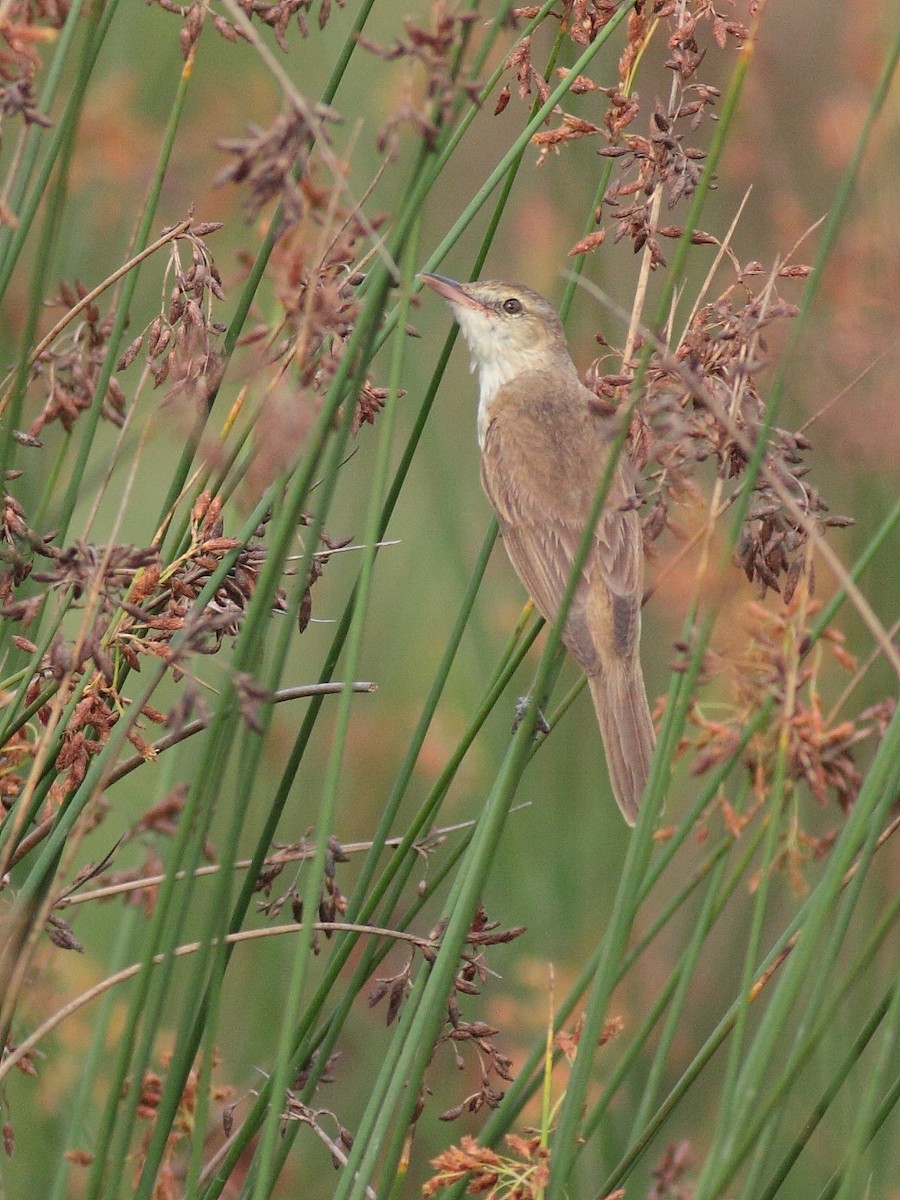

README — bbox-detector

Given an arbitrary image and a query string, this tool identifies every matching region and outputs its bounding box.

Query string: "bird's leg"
[512,692,551,736]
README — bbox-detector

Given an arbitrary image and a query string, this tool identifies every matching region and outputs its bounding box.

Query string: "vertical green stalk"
[728,892,900,1197]
[627,784,746,1138]
[0,0,121,484]
[691,755,789,1199]
[54,43,198,540]
[543,614,704,1198]
[248,238,411,1198]
[156,0,387,540]
[832,972,900,1200]
[0,0,119,301]
[0,0,88,268]
[45,906,142,1200]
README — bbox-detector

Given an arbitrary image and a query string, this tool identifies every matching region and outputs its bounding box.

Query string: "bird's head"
[419,274,572,386]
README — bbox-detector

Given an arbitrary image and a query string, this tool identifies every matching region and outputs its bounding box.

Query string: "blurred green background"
[1,1,897,1196]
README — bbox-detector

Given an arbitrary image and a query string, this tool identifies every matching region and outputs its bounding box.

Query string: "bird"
[419,273,655,824]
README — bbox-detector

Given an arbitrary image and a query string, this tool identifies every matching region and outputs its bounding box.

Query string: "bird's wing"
[480,413,643,673]
[591,487,643,660]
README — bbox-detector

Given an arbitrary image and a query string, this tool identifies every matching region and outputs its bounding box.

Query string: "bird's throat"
[448,301,581,448]
[475,357,523,448]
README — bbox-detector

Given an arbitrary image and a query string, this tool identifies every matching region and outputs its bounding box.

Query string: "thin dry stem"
[3,218,193,405]
[0,921,441,1083]
[6,683,378,870]
[54,807,526,909]
[621,8,679,366]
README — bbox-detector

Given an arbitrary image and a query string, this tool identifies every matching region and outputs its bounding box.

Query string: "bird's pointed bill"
[418,273,487,312]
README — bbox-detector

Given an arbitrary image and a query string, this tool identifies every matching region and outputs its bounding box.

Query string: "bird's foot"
[512,694,551,736]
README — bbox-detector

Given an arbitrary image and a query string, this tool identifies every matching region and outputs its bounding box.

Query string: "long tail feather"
[587,659,656,825]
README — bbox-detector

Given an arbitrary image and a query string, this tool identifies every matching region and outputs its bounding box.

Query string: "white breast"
[451,302,551,449]
[475,358,519,448]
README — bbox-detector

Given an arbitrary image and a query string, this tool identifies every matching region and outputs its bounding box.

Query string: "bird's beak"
[418,272,487,312]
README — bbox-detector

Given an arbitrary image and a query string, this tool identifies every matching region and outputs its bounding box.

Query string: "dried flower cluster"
[357,3,482,151]
[1,487,54,611]
[207,55,401,443]
[0,2,68,141]
[369,904,524,1123]
[29,281,126,435]
[149,0,345,57]
[0,490,306,835]
[264,220,366,386]
[423,1132,549,1200]
[216,102,341,226]
[500,4,747,266]
[623,266,853,605]
[235,0,345,48]
[681,597,894,870]
[424,1134,693,1200]
[25,220,226,445]
[281,1096,356,1173]
[128,1056,234,1194]
[235,194,394,466]
[595,90,720,268]
[430,905,523,1121]
[508,1,624,47]
[255,833,351,942]
[122,221,227,406]
[649,1139,694,1200]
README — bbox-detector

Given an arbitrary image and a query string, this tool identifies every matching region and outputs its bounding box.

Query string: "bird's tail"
[587,658,656,826]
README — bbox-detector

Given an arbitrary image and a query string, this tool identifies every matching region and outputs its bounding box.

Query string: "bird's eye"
[502,297,523,315]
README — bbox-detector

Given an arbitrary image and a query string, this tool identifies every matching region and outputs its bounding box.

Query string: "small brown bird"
[420,273,655,824]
